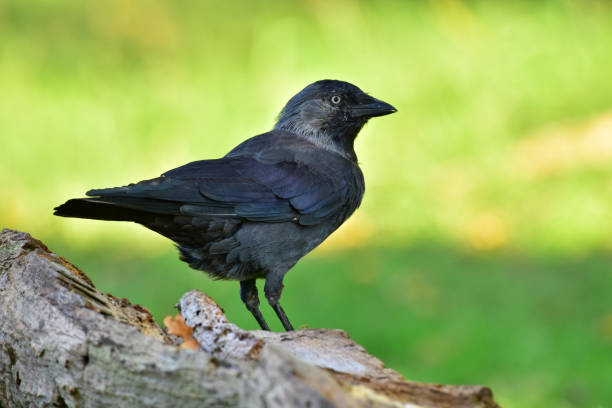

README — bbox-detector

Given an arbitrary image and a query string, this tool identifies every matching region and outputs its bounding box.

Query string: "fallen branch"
[0,229,500,408]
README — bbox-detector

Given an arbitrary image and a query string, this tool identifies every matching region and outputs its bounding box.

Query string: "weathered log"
[0,229,500,408]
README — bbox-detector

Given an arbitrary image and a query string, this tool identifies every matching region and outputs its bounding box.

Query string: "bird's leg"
[264,273,294,331]
[240,279,270,331]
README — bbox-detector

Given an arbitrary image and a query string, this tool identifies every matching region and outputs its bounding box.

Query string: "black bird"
[54,80,396,331]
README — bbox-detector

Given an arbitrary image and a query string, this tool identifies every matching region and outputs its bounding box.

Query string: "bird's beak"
[350,98,397,119]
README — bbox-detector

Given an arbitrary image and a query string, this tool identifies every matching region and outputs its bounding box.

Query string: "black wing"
[86,148,357,226]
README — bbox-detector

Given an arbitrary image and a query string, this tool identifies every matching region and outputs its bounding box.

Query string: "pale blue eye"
[331,95,341,104]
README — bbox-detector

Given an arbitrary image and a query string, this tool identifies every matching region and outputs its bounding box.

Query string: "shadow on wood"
[0,229,500,408]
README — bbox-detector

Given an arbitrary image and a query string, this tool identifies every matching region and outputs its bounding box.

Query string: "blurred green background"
[2,1,612,407]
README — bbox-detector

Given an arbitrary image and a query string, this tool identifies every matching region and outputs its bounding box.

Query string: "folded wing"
[86,149,355,226]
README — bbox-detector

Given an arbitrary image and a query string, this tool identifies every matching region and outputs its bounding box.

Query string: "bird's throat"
[275,118,360,162]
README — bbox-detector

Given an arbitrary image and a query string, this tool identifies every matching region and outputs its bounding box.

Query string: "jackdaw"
[54,79,396,331]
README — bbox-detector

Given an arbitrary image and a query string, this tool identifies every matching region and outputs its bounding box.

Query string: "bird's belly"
[236,222,332,270]
[178,221,336,281]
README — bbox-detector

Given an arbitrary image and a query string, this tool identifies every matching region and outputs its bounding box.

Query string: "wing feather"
[87,145,357,225]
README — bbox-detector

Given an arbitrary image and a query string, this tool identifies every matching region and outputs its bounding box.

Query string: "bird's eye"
[331,95,342,105]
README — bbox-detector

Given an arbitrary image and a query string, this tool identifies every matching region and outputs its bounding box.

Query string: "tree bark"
[0,229,500,408]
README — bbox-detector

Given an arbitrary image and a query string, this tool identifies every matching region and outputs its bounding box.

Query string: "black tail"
[54,198,148,222]
[53,197,181,223]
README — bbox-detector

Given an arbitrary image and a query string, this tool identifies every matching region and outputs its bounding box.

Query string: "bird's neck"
[274,117,360,162]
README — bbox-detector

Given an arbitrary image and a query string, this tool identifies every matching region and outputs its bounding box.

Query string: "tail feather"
[53,197,180,222]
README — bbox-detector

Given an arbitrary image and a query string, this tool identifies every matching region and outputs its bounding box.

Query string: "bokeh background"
[2,1,612,406]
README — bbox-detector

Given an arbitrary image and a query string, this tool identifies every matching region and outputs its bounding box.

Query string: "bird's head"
[274,80,396,160]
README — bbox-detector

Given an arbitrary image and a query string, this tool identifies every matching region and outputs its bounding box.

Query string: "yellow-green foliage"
[2,1,612,253]
[2,3,612,407]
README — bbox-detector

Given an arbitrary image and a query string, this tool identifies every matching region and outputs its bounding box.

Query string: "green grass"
[2,0,612,251]
[52,240,612,408]
[2,1,612,407]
